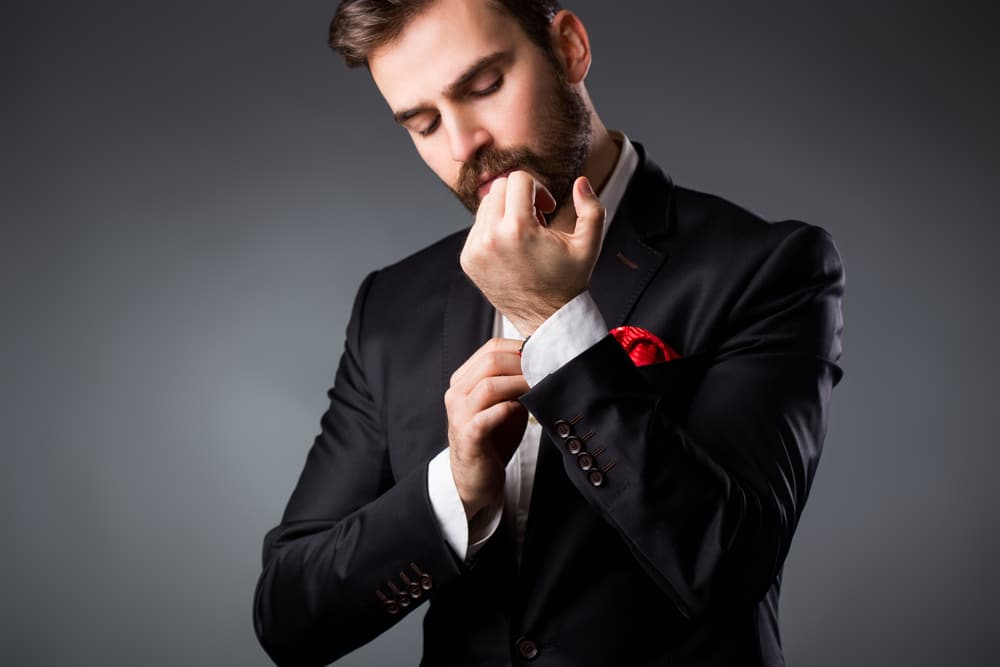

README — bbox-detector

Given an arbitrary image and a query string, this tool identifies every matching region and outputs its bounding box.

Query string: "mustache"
[455,147,545,205]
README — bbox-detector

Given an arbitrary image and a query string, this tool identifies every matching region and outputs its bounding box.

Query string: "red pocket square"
[610,325,682,367]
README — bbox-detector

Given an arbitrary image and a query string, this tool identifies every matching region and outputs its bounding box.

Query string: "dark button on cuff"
[554,420,572,439]
[516,637,539,660]
[410,562,433,590]
[588,469,606,487]
[565,436,582,455]
[384,600,400,615]
[576,452,594,471]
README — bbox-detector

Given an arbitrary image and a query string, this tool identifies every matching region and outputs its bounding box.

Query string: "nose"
[443,110,492,164]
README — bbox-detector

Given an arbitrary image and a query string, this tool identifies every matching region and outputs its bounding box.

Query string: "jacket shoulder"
[360,227,468,311]
[670,185,838,266]
[378,227,467,281]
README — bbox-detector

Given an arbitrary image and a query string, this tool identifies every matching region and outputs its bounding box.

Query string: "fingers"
[470,400,527,457]
[474,175,507,230]
[571,176,606,254]
[475,171,554,235]
[534,182,557,214]
[450,369,529,414]
[450,338,524,392]
[505,171,555,223]
[446,338,529,422]
[465,375,530,413]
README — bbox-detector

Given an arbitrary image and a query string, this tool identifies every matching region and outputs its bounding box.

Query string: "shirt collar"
[596,131,639,242]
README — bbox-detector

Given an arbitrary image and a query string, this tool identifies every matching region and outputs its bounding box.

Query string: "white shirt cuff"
[520,291,609,386]
[427,447,503,561]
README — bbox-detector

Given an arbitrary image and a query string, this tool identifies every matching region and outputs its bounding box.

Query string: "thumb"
[572,176,606,249]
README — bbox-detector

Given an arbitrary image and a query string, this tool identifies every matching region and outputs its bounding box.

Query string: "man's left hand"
[460,170,606,336]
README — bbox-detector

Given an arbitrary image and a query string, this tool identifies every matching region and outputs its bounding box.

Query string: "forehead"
[369,0,524,108]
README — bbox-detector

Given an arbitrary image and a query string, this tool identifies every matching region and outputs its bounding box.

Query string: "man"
[253,1,845,665]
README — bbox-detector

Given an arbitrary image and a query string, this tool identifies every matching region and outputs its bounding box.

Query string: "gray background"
[5,1,998,665]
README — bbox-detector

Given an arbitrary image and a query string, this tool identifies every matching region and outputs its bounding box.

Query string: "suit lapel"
[437,146,679,620]
[516,145,678,625]
[589,143,675,328]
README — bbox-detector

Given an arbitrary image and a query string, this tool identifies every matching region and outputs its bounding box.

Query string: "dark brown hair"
[329,0,563,68]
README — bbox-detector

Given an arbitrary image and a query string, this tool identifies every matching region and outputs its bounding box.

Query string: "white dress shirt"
[427,133,640,561]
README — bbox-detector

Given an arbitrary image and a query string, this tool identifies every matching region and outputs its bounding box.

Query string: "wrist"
[507,296,572,336]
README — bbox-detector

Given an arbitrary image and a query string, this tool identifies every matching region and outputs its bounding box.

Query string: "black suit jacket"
[254,143,845,666]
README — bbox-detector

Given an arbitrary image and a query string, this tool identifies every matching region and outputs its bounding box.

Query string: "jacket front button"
[515,637,539,660]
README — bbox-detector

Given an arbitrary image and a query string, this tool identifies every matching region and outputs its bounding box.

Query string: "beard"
[451,67,592,217]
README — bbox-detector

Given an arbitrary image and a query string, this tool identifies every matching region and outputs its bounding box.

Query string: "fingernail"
[579,178,595,197]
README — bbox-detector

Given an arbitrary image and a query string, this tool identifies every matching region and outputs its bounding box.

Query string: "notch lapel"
[589,142,676,329]
[515,146,679,627]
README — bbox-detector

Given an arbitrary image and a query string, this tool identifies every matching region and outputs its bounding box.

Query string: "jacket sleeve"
[518,223,845,619]
[253,270,463,667]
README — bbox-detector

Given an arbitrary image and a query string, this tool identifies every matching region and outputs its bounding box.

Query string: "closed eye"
[417,115,441,137]
[469,75,503,98]
[414,74,504,137]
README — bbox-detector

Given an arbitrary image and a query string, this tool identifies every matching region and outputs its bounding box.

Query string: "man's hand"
[444,338,530,520]
[460,171,606,336]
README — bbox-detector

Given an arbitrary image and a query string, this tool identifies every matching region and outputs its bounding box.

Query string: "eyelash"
[418,118,440,137]
[417,75,504,137]
[470,75,503,98]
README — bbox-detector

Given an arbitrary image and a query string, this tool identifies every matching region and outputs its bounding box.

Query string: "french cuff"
[467,501,503,560]
[427,448,469,560]
[427,448,503,562]
[521,290,609,386]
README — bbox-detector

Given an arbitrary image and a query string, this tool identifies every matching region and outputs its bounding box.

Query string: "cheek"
[490,81,548,146]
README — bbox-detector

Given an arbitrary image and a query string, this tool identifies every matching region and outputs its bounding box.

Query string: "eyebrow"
[393,50,512,125]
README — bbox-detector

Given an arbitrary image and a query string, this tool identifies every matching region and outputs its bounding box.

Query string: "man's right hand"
[444,338,530,520]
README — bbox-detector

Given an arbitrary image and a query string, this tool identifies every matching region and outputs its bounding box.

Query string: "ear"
[549,10,592,84]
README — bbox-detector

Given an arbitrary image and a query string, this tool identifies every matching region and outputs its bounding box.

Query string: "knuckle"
[478,377,496,401]
[472,378,495,405]
[486,351,501,376]
[467,414,486,438]
[480,232,500,251]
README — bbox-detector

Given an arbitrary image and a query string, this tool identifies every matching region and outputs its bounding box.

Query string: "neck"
[549,115,620,233]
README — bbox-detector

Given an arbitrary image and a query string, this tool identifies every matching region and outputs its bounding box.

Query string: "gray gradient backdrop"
[5,1,998,665]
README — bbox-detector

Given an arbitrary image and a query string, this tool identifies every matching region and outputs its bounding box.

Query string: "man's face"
[369,0,591,215]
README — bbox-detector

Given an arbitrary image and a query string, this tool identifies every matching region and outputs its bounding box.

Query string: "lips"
[477,169,513,198]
